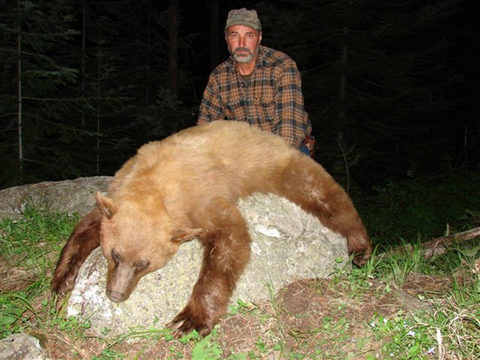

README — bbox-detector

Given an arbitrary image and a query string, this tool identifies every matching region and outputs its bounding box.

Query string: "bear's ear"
[95,192,118,219]
[171,228,203,243]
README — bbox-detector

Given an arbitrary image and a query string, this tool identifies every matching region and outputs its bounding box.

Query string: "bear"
[52,120,372,336]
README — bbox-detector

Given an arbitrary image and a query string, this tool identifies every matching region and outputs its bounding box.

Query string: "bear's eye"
[134,260,150,273]
[111,249,123,266]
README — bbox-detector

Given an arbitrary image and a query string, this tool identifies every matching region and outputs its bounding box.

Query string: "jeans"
[300,144,310,157]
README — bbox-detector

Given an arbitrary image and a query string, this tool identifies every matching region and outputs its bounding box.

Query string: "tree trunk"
[17,28,23,183]
[96,26,102,175]
[81,0,86,128]
[209,0,220,69]
[168,0,180,96]
[145,0,152,105]
[334,26,350,191]
[338,26,349,122]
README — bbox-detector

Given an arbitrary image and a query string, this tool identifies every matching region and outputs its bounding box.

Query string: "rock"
[0,177,350,338]
[0,176,111,219]
[0,333,50,360]
[67,193,349,337]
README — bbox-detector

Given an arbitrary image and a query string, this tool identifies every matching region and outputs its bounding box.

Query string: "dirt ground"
[2,239,475,360]
[40,274,453,360]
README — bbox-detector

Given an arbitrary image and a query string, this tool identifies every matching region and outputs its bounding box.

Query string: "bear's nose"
[108,290,126,302]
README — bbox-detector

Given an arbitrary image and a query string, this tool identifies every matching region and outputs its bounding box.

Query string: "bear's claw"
[167,310,214,337]
[51,269,77,296]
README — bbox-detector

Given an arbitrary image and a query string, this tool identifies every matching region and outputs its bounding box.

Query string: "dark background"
[0,0,476,193]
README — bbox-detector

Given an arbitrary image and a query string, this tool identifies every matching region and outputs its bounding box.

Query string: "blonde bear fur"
[52,121,372,336]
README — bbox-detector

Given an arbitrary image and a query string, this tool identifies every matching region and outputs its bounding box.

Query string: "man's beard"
[232,47,255,63]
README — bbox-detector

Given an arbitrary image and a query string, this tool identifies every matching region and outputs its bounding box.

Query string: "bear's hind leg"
[51,208,102,295]
[278,156,372,266]
[168,198,251,336]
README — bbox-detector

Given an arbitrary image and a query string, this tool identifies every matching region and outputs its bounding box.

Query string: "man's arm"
[273,60,311,149]
[197,74,225,125]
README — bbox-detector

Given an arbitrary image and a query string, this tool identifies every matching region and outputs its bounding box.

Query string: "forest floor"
[2,256,478,359]
[1,210,479,359]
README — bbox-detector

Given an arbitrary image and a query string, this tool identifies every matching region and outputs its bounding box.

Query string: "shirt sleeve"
[273,60,310,149]
[197,74,225,125]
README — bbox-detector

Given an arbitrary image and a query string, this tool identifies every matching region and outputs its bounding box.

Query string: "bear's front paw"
[51,268,77,296]
[167,306,214,337]
[352,249,372,267]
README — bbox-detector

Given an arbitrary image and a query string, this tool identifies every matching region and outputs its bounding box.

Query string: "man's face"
[225,25,262,64]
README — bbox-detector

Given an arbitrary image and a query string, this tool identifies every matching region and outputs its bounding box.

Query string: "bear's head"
[95,192,202,303]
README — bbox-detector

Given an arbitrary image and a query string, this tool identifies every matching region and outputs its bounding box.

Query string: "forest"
[0,0,476,191]
[0,2,479,358]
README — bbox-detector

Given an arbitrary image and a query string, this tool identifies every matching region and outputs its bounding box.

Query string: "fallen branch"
[422,226,480,259]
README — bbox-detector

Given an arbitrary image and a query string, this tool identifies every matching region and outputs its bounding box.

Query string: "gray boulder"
[0,333,50,360]
[67,193,349,337]
[0,176,111,219]
[0,177,350,338]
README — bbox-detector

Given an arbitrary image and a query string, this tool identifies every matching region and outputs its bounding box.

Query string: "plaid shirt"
[197,46,311,149]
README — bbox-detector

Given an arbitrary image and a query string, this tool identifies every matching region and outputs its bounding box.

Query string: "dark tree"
[168,0,180,96]
[256,0,462,189]
[0,0,78,186]
[209,0,221,69]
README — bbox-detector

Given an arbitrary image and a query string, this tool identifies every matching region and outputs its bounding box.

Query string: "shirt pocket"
[255,90,276,123]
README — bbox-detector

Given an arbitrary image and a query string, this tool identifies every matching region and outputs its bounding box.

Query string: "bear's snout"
[106,261,137,303]
[107,290,128,302]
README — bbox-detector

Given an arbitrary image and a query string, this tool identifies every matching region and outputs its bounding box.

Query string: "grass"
[0,208,79,336]
[364,245,480,359]
[0,205,479,359]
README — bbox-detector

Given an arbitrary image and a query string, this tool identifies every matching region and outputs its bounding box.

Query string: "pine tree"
[75,0,197,176]
[0,0,79,187]
[256,0,461,188]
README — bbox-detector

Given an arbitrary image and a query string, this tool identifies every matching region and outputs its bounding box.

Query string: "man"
[197,8,316,156]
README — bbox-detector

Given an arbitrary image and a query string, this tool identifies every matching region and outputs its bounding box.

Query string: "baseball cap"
[225,8,262,31]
